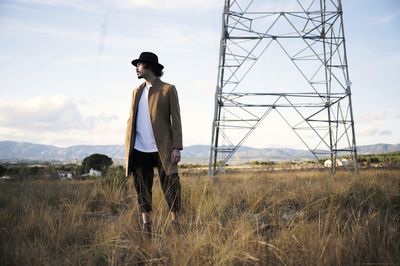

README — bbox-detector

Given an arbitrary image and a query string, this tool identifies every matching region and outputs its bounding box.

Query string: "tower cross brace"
[209,0,358,176]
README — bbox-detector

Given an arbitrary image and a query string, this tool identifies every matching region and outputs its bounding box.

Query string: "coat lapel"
[134,83,146,108]
[125,82,146,177]
[148,78,161,114]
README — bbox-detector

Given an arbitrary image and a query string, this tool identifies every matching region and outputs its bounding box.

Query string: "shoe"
[142,222,152,239]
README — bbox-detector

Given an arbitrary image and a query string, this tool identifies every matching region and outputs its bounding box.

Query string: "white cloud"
[377,9,400,24]
[358,127,380,137]
[15,0,97,11]
[0,54,15,62]
[357,112,384,124]
[53,55,116,64]
[357,126,397,138]
[0,95,88,130]
[15,0,219,11]
[257,1,299,12]
[379,129,393,136]
[0,18,98,41]
[192,80,215,91]
[0,95,120,146]
[355,110,400,145]
[357,110,400,124]
[111,0,218,10]
[0,18,213,53]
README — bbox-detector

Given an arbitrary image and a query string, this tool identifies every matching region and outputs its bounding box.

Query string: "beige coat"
[125,78,183,177]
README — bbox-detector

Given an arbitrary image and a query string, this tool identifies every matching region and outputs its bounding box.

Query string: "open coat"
[125,78,183,177]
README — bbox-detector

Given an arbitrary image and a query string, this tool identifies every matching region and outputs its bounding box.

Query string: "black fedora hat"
[131,52,164,69]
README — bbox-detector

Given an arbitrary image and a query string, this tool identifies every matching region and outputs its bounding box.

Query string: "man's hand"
[171,149,181,164]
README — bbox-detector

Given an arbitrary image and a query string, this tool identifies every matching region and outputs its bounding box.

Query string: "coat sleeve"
[169,85,183,150]
[124,90,135,176]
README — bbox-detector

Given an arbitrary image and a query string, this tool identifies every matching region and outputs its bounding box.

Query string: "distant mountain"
[0,141,123,162]
[356,143,400,154]
[0,141,399,163]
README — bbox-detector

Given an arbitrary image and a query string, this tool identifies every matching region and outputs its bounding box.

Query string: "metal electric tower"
[209,0,358,176]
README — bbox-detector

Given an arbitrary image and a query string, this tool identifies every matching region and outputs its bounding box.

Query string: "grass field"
[1,168,399,265]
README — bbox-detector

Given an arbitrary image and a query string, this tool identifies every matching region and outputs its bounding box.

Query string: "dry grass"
[1,168,399,265]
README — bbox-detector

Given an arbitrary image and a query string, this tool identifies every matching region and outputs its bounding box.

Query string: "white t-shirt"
[134,85,158,152]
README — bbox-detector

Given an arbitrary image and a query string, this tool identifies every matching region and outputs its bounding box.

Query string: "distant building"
[88,168,102,177]
[58,171,73,179]
[82,168,102,177]
[324,159,350,168]
[341,159,349,166]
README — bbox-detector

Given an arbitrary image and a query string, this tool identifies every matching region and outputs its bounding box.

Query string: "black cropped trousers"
[130,149,181,213]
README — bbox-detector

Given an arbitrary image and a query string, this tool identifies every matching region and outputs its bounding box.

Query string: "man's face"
[136,62,151,79]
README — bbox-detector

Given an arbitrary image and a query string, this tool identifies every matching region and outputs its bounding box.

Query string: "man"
[125,51,183,236]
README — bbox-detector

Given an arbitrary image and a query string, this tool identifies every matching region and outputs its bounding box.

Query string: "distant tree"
[367,157,380,164]
[82,154,113,173]
[28,166,45,176]
[0,164,6,176]
[77,164,85,175]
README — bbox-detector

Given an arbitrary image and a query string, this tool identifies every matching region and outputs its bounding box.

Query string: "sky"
[0,0,399,149]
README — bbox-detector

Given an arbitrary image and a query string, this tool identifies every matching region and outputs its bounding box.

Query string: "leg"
[131,149,155,224]
[156,156,181,220]
[170,211,178,222]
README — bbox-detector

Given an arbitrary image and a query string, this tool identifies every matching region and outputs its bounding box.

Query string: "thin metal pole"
[209,0,230,176]
[319,0,335,173]
[338,0,359,173]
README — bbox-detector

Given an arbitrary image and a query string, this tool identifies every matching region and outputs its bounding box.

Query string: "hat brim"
[131,59,164,69]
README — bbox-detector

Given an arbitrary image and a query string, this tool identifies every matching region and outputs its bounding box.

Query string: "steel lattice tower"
[209,0,358,176]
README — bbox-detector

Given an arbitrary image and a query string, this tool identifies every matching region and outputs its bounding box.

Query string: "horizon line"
[0,140,399,150]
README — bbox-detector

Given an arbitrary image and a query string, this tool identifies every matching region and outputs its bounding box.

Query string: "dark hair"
[142,62,164,77]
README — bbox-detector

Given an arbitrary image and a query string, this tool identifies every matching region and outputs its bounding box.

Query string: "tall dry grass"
[0,168,399,265]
